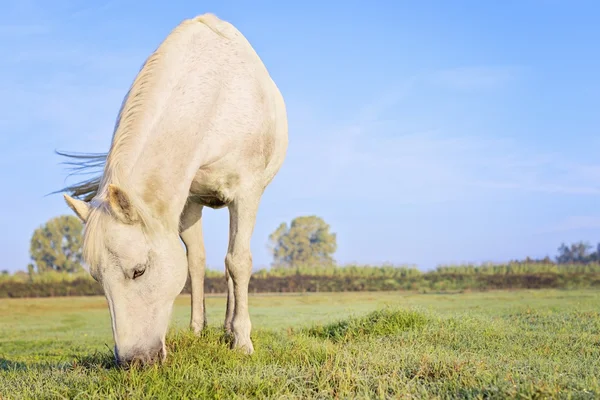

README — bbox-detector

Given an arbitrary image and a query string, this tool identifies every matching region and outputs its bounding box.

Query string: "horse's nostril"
[117,349,163,368]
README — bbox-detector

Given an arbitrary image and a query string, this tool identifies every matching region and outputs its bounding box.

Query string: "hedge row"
[2,272,600,298]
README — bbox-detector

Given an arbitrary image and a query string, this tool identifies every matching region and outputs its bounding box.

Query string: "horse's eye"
[132,267,146,280]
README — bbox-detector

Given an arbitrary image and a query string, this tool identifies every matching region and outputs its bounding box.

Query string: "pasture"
[1,289,600,399]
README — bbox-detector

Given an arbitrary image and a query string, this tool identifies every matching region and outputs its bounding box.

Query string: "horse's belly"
[187,166,240,209]
[189,194,228,209]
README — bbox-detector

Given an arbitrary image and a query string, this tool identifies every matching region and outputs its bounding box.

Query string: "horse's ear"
[64,194,90,223]
[107,184,140,224]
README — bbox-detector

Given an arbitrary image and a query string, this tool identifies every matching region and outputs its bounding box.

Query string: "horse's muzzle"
[114,341,166,368]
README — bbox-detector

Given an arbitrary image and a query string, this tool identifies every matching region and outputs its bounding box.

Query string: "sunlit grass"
[1,290,600,398]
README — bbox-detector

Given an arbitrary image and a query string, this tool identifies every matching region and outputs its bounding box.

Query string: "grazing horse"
[60,13,288,366]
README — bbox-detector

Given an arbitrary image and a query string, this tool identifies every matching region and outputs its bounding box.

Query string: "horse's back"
[166,14,288,202]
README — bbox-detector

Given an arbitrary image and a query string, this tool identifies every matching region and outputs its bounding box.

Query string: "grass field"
[1,290,600,399]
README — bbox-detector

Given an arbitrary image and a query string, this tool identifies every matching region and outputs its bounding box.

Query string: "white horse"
[60,13,288,366]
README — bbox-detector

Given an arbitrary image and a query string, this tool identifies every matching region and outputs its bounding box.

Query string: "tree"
[268,215,337,269]
[30,215,84,273]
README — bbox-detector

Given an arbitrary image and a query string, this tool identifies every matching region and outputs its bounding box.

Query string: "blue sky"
[1,0,599,272]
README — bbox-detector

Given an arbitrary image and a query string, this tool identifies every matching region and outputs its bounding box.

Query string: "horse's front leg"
[224,268,235,335]
[180,202,207,334]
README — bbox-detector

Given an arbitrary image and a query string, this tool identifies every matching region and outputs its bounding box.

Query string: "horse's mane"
[54,151,106,201]
[56,44,163,203]
[55,43,167,267]
[56,14,228,203]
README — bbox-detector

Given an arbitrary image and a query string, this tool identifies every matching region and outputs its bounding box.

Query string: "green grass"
[1,290,600,398]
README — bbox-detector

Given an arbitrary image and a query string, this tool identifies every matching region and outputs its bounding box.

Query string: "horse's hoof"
[231,336,254,354]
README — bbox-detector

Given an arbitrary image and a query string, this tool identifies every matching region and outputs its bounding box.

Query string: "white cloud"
[66,1,117,20]
[0,24,50,37]
[428,66,523,90]
[277,67,600,205]
[6,48,145,72]
[538,216,600,234]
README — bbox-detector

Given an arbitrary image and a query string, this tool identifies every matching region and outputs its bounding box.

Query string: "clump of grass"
[304,308,427,342]
[71,348,115,370]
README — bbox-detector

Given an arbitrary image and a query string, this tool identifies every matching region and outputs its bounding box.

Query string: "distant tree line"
[0,213,597,298]
[2,262,600,298]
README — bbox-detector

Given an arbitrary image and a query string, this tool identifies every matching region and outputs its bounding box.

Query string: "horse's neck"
[102,123,201,232]
[98,34,205,232]
[98,91,204,232]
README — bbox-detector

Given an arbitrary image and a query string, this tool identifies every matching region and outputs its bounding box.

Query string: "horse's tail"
[53,151,106,202]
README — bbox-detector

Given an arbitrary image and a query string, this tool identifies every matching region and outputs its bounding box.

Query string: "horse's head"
[64,184,188,367]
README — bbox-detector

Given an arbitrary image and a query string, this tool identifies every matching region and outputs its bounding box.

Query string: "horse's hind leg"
[224,188,261,354]
[180,202,207,334]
